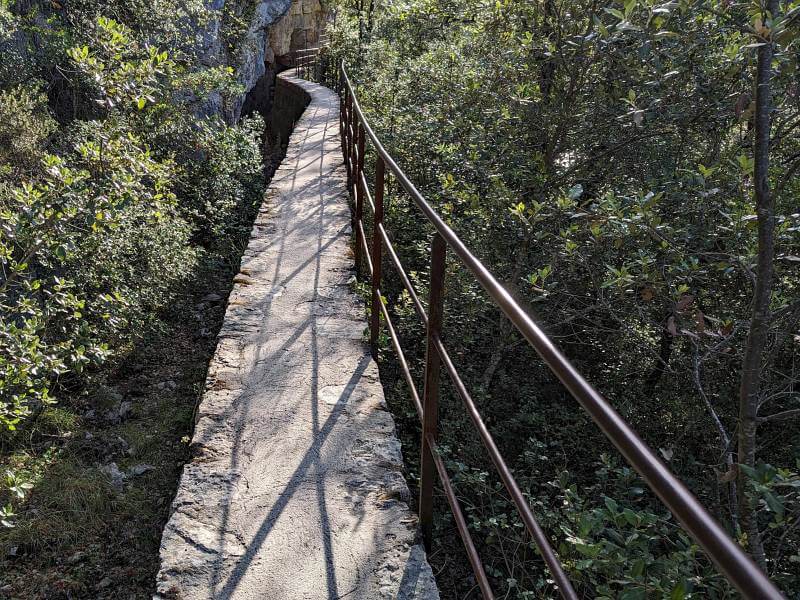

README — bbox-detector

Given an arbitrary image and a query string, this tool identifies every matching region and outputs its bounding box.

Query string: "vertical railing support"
[339,85,344,146]
[356,123,366,278]
[350,111,359,194]
[301,37,306,79]
[345,92,353,186]
[357,119,365,180]
[419,233,446,550]
[353,119,363,275]
[340,82,347,161]
[370,156,385,356]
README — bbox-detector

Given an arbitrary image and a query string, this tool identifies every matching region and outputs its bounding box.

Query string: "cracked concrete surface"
[155,73,439,599]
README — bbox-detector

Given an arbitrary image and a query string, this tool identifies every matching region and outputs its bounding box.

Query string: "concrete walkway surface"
[154,73,439,599]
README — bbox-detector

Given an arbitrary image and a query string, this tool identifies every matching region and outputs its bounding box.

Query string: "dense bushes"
[329,0,800,596]
[0,1,264,524]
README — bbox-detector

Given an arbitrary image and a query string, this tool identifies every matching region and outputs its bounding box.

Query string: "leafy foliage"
[0,0,264,524]
[330,0,800,596]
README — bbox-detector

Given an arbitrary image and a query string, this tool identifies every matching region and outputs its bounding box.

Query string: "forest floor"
[0,251,241,599]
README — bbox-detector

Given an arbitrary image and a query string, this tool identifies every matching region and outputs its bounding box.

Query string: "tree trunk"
[737,0,779,570]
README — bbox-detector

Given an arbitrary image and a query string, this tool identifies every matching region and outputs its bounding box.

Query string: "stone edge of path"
[153,71,440,599]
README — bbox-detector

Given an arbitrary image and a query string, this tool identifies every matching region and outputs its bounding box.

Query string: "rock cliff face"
[204,0,328,123]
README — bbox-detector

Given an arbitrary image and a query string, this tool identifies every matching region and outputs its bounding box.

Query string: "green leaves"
[4,469,33,500]
[527,265,553,294]
[68,17,174,111]
[0,63,192,437]
[602,264,634,289]
[736,153,755,174]
[739,462,799,523]
[670,581,687,600]
[548,457,711,597]
[67,45,90,62]
[329,0,800,595]
[0,503,16,528]
[567,183,584,201]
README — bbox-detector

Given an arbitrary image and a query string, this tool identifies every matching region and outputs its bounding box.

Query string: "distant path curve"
[155,71,439,600]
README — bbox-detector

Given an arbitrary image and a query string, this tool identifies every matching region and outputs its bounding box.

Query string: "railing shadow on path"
[218,109,367,596]
[157,70,438,600]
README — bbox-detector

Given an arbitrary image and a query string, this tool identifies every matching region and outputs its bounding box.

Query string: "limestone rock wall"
[206,0,328,123]
[267,72,312,159]
[268,0,326,60]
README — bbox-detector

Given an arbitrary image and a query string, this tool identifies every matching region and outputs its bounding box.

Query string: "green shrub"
[0,86,57,176]
[175,114,266,246]
[0,7,265,523]
[331,0,800,595]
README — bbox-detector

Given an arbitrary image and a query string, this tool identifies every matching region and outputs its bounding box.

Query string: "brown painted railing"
[293,47,320,79]
[336,62,784,600]
[293,33,328,80]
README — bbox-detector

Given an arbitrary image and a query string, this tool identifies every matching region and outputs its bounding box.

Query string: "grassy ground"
[0,251,243,599]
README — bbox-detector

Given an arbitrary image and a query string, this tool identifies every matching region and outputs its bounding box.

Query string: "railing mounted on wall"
[337,62,785,600]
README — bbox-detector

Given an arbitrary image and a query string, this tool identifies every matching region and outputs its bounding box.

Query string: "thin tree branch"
[758,408,800,423]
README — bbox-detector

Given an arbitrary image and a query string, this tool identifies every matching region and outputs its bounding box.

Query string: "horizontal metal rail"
[377,293,423,418]
[378,224,426,322]
[338,62,785,599]
[427,432,493,598]
[292,42,326,80]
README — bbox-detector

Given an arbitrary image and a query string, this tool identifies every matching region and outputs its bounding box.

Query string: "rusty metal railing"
[293,47,319,80]
[337,62,785,599]
[293,33,329,81]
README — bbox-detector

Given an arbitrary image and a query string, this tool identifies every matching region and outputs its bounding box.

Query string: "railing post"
[340,84,347,160]
[350,107,358,194]
[357,117,365,178]
[353,119,363,275]
[370,156,385,356]
[341,87,345,157]
[345,92,353,186]
[348,94,354,186]
[419,233,446,550]
[356,124,366,280]
[301,37,306,79]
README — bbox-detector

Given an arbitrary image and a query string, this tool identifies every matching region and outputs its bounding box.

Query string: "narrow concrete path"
[155,74,439,599]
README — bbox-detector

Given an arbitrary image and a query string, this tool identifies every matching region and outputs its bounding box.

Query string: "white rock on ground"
[155,73,440,599]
